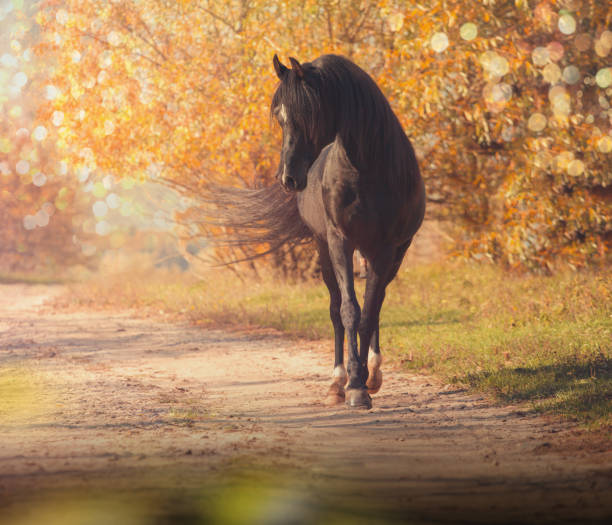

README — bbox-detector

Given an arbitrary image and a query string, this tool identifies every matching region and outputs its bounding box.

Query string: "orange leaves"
[29,0,612,270]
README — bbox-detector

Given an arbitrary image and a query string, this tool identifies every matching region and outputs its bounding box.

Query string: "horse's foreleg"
[359,248,395,395]
[317,240,347,405]
[326,232,370,409]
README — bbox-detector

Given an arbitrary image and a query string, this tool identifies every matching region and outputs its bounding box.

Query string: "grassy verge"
[58,261,611,429]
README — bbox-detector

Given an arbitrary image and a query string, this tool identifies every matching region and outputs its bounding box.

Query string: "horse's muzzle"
[281,173,306,192]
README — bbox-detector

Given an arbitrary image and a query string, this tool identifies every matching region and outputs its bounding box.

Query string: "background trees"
[25,0,612,270]
[0,0,87,273]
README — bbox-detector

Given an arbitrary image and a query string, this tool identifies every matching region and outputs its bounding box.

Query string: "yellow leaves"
[387,12,404,33]
[34,10,47,27]
[27,0,611,270]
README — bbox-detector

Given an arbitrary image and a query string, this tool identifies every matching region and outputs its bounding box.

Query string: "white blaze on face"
[278,103,287,124]
[278,103,290,184]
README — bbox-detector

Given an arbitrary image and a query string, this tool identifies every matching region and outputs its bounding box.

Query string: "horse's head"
[272,55,327,192]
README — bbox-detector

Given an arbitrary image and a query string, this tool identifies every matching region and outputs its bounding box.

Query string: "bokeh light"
[77,166,91,182]
[107,31,121,46]
[546,41,564,62]
[12,70,27,87]
[23,214,36,230]
[16,159,30,175]
[554,150,574,172]
[542,63,561,83]
[106,193,120,209]
[567,159,585,176]
[430,32,449,53]
[44,84,59,100]
[483,82,512,112]
[32,125,48,141]
[595,31,612,57]
[387,12,404,33]
[35,209,49,227]
[562,65,580,84]
[527,113,547,132]
[93,200,109,218]
[595,68,611,89]
[532,47,550,66]
[32,172,47,187]
[597,135,612,153]
[95,220,111,235]
[480,51,509,78]
[92,182,107,198]
[1,52,18,68]
[558,14,576,35]
[549,85,570,116]
[460,23,477,41]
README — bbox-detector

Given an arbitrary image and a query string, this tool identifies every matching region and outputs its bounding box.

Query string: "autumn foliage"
[17,1,612,270]
[0,2,87,273]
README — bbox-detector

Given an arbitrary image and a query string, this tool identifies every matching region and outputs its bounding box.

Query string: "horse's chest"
[322,174,371,240]
[297,177,327,237]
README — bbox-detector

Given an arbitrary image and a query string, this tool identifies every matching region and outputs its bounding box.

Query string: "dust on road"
[0,284,610,524]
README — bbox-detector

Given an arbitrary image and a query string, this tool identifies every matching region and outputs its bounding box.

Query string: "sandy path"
[0,284,610,524]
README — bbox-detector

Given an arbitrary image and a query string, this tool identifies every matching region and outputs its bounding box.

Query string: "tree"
[36,0,611,270]
[0,0,88,273]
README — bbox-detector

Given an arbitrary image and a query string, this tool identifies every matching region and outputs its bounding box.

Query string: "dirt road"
[0,284,610,524]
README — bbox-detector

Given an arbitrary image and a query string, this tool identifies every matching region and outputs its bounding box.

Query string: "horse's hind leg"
[364,240,412,394]
[366,328,383,394]
[358,248,394,396]
[317,239,347,405]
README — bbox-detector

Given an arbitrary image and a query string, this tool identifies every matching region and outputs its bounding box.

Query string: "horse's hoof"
[366,368,383,394]
[324,383,345,405]
[346,388,372,409]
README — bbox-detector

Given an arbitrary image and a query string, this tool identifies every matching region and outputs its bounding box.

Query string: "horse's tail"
[197,183,313,263]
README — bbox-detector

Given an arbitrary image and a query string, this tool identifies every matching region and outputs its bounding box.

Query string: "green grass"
[62,261,611,428]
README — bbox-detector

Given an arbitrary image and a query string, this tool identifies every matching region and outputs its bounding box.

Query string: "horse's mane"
[271,54,420,199]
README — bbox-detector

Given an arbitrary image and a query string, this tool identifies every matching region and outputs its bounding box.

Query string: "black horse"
[208,54,425,409]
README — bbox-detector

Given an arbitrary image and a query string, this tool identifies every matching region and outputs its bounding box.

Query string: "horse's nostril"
[284,176,297,190]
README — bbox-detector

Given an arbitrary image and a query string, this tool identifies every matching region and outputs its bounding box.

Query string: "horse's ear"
[273,54,288,80]
[289,57,304,79]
